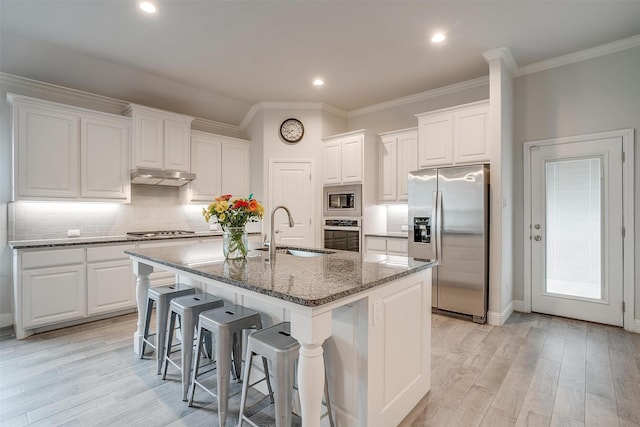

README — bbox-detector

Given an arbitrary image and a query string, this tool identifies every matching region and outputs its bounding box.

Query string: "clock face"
[279,118,304,143]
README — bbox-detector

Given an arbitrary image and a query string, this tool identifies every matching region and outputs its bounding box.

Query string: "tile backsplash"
[8,185,261,241]
[386,204,408,233]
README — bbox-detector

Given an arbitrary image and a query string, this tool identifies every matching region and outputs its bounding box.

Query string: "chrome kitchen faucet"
[269,206,295,262]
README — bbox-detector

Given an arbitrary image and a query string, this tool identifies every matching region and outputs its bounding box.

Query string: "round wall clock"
[279,118,304,143]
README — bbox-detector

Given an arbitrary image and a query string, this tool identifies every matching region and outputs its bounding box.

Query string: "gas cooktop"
[126,230,196,239]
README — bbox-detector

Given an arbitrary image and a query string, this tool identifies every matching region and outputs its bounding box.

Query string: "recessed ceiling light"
[313,78,325,86]
[431,33,446,43]
[139,1,158,14]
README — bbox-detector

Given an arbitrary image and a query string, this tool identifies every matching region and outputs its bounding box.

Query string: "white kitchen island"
[126,242,436,427]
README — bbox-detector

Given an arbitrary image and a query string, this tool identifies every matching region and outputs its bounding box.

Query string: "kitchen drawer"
[22,248,85,269]
[366,237,387,254]
[386,239,408,255]
[87,244,135,262]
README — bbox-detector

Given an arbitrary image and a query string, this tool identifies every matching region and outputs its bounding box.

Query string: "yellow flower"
[218,213,226,222]
[215,200,228,213]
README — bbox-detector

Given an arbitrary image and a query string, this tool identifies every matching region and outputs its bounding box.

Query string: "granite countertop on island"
[125,243,436,307]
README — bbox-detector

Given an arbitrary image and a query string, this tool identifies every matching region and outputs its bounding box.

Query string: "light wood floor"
[1,312,639,426]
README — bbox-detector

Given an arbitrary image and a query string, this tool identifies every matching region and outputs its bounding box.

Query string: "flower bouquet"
[203,194,264,259]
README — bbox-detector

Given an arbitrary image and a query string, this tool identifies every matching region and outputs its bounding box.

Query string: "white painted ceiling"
[1,1,639,125]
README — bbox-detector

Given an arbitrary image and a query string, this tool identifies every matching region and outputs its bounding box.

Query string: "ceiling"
[1,1,639,125]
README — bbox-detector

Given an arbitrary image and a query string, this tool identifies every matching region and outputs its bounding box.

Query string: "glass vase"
[223,226,248,259]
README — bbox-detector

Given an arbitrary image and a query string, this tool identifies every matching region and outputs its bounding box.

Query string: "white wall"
[249,106,337,247]
[513,46,640,319]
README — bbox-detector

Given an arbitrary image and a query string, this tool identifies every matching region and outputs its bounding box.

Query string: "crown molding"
[239,101,347,130]
[0,72,244,137]
[0,72,127,114]
[483,47,518,76]
[347,76,489,118]
[516,34,640,77]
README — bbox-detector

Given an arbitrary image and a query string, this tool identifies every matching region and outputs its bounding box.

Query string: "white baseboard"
[631,318,640,334]
[487,301,514,326]
[0,313,13,328]
[513,300,527,313]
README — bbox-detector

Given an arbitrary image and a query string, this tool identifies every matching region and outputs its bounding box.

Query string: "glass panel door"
[530,137,623,326]
[545,158,602,299]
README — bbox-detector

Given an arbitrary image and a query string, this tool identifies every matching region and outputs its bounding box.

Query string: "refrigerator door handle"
[436,191,443,262]
[432,191,438,257]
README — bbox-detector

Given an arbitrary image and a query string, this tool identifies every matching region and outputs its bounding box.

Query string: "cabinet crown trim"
[7,93,129,123]
[415,99,489,119]
[123,103,194,123]
[379,127,418,137]
[322,129,377,141]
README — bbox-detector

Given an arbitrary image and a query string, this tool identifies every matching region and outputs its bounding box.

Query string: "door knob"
[533,224,541,230]
[534,235,542,241]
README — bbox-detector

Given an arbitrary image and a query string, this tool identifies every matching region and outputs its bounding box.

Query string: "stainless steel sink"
[255,247,334,257]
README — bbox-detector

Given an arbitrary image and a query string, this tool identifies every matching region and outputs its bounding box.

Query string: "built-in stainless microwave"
[323,184,362,217]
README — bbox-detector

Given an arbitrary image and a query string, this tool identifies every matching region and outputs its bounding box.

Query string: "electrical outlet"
[67,229,80,237]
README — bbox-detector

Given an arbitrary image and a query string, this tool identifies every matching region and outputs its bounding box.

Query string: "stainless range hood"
[130,168,196,186]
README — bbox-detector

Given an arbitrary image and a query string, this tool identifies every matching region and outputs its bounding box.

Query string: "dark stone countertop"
[125,242,436,307]
[364,232,409,239]
[7,231,236,250]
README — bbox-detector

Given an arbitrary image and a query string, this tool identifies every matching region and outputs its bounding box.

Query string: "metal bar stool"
[162,293,224,401]
[238,322,335,427]
[141,283,195,374]
[188,305,269,427]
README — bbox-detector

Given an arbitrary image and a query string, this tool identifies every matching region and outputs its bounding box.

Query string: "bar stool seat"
[238,322,335,427]
[141,283,195,374]
[188,305,268,427]
[162,293,224,401]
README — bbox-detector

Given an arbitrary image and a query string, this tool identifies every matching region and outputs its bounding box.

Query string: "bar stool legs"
[188,305,267,427]
[162,293,224,401]
[140,283,195,374]
[238,322,334,427]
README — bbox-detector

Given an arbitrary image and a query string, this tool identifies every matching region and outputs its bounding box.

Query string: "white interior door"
[530,137,623,326]
[271,161,314,247]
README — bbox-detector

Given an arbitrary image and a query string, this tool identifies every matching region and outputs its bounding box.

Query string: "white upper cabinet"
[416,100,489,168]
[322,130,377,186]
[190,131,222,202]
[453,104,490,164]
[221,140,251,196]
[379,134,398,201]
[186,130,251,202]
[9,94,130,202]
[126,104,193,172]
[379,128,417,202]
[322,139,343,185]
[81,115,130,201]
[14,102,80,199]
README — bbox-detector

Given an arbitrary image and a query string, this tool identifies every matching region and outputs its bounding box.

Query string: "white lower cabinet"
[386,239,408,256]
[21,249,86,328]
[86,245,136,315]
[365,236,408,256]
[366,236,388,254]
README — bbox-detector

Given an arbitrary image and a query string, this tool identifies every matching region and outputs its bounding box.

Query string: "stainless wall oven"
[323,218,361,252]
[323,184,362,217]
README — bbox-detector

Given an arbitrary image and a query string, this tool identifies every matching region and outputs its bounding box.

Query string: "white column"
[132,261,154,356]
[290,309,332,427]
[482,47,517,325]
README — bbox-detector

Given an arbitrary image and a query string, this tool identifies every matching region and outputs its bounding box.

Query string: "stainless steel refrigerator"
[408,164,489,323]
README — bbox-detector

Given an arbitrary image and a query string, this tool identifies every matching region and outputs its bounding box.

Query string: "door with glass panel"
[530,137,623,326]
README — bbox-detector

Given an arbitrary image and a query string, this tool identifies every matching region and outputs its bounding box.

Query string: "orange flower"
[248,199,258,211]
